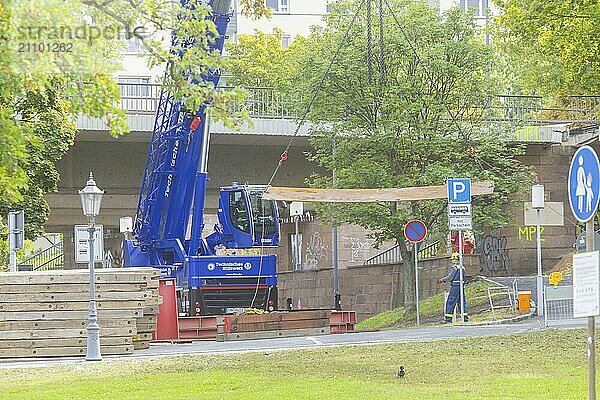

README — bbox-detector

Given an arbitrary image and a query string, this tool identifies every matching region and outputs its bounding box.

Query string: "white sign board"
[523,202,564,226]
[449,216,472,230]
[448,203,471,217]
[289,202,304,217]
[74,225,104,264]
[573,251,600,318]
[120,216,133,233]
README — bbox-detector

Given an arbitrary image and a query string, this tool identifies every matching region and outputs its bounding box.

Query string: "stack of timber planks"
[217,310,331,341]
[0,268,161,358]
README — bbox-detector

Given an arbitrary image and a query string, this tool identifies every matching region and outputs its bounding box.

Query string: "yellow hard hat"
[451,252,459,260]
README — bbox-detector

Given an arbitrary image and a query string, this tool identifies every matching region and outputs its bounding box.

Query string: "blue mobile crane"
[122,0,280,316]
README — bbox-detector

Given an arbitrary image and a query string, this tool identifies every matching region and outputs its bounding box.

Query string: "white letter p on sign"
[452,182,466,200]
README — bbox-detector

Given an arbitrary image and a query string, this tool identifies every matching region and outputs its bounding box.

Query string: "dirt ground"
[549,251,574,275]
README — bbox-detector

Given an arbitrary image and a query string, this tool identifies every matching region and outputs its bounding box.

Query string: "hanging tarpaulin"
[263,181,494,203]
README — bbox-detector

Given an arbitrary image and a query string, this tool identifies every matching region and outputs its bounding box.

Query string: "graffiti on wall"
[517,226,545,242]
[305,232,328,270]
[343,236,375,262]
[476,235,510,273]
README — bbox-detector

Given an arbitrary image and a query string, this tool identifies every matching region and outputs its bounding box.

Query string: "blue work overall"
[444,265,468,323]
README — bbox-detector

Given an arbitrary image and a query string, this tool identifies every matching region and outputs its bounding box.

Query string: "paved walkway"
[0,316,590,370]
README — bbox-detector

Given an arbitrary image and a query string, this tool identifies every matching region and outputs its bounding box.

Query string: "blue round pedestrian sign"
[404,220,427,243]
[568,146,600,223]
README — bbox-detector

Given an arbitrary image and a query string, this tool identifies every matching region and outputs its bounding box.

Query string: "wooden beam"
[0,327,136,340]
[0,345,133,358]
[0,290,158,303]
[0,319,134,330]
[0,282,158,293]
[0,337,133,348]
[0,272,157,285]
[0,300,147,312]
[0,309,143,321]
[217,326,330,342]
[262,181,494,202]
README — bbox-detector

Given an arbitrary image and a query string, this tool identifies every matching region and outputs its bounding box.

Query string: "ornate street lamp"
[79,172,104,361]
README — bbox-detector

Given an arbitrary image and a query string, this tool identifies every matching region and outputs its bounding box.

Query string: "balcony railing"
[115,83,294,118]
[114,83,600,124]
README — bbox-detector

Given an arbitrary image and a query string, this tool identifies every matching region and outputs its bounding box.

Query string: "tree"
[223,28,309,90]
[224,28,290,87]
[286,0,534,314]
[493,0,600,95]
[0,0,266,264]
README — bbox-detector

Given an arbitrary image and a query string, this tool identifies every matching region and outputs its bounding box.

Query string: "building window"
[117,77,151,97]
[461,0,488,17]
[281,35,291,48]
[265,0,289,13]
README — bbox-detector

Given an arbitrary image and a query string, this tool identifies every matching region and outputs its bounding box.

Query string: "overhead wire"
[382,0,501,176]
[382,0,463,137]
[266,0,367,187]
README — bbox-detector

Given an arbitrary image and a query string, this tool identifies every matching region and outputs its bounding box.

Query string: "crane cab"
[217,183,280,249]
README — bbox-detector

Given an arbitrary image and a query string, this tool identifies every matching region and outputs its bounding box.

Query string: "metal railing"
[116,83,294,118]
[488,94,600,125]
[17,242,64,271]
[363,240,441,266]
[363,244,402,266]
[113,83,600,125]
[544,285,574,327]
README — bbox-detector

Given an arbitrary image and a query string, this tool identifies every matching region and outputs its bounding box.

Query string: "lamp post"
[532,184,544,316]
[79,172,104,361]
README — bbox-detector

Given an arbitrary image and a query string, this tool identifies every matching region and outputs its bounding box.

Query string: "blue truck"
[122,0,280,316]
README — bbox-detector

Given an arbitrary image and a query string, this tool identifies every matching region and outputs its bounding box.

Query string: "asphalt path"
[0,316,591,370]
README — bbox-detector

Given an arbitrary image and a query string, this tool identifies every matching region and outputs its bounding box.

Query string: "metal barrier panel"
[544,286,574,327]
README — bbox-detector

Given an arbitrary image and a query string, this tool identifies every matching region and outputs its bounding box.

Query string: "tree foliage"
[0,0,265,243]
[286,0,534,312]
[493,0,600,95]
[223,28,307,87]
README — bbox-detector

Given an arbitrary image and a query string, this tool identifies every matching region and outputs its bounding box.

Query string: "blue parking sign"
[568,146,600,223]
[447,178,471,203]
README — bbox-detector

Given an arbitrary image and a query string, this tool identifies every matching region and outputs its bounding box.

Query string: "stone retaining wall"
[278,255,480,322]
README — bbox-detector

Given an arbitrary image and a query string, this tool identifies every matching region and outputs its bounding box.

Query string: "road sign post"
[447,179,472,323]
[405,220,427,326]
[568,145,600,400]
[532,184,545,317]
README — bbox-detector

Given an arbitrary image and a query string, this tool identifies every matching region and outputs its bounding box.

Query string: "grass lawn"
[356,280,519,330]
[0,329,595,399]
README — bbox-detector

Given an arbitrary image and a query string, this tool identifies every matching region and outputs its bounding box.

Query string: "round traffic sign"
[568,146,600,222]
[404,220,427,243]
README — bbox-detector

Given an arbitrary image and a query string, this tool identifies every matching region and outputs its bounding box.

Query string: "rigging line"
[382,0,464,136]
[378,0,386,85]
[367,0,373,85]
[266,0,367,187]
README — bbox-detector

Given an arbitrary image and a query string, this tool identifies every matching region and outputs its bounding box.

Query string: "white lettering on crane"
[164,139,180,198]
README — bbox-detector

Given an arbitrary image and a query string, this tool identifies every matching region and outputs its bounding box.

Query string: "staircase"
[17,242,64,271]
[363,240,441,267]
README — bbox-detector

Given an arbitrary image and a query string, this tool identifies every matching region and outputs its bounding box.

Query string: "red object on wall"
[451,232,475,254]
[153,278,179,341]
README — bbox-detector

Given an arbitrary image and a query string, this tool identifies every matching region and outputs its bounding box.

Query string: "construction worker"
[437,252,468,323]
